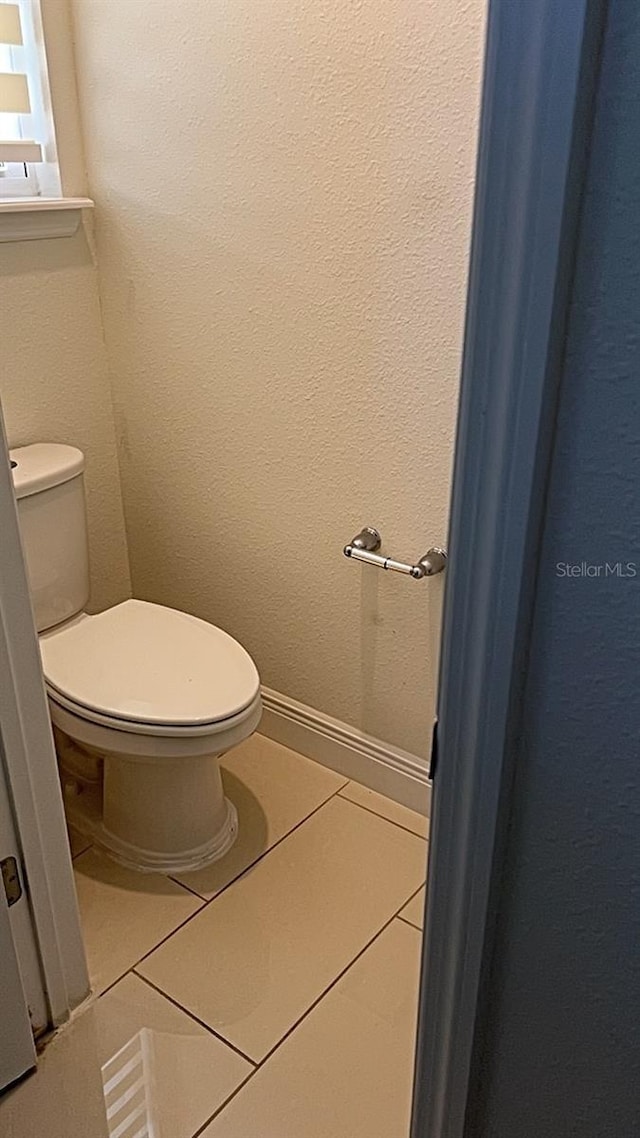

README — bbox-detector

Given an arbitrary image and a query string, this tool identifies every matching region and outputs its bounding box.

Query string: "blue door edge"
[411,2,606,1136]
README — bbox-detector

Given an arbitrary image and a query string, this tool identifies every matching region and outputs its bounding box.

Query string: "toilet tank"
[10,443,90,633]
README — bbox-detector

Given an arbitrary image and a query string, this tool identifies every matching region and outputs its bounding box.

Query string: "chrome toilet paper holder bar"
[343,527,447,580]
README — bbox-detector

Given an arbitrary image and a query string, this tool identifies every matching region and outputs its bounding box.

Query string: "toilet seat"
[40,599,260,734]
[47,686,263,739]
[49,690,263,758]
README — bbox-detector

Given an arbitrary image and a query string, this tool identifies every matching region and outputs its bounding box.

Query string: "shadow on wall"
[0,226,94,278]
[69,0,484,758]
[359,564,445,743]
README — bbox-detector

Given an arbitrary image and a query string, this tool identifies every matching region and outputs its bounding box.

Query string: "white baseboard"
[260,687,432,817]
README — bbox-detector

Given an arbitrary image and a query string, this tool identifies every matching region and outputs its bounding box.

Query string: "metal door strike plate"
[1,856,22,907]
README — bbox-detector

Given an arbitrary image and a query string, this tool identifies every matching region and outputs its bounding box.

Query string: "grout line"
[97,789,425,1009]
[167,780,348,903]
[94,963,152,1003]
[168,876,208,901]
[185,885,428,1136]
[94,855,424,1010]
[397,913,423,932]
[189,1066,258,1138]
[74,773,426,1136]
[403,882,427,904]
[134,972,257,1068]
[337,788,430,840]
[94,895,208,1000]
[81,787,350,1010]
[255,890,425,1067]
[83,789,350,1004]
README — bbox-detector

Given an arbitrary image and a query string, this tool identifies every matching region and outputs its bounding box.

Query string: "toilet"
[10,443,262,874]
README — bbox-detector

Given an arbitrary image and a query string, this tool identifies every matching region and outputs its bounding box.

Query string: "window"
[0,0,59,198]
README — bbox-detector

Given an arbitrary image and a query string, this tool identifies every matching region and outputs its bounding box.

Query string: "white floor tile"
[202,919,422,1138]
[399,886,426,929]
[173,733,346,899]
[138,796,427,1061]
[74,849,203,995]
[339,781,430,838]
[0,973,251,1138]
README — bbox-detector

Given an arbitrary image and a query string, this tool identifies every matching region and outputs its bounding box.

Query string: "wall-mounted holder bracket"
[343,527,447,579]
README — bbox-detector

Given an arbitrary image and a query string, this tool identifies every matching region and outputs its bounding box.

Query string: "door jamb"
[0,411,89,1028]
[411,1,606,1134]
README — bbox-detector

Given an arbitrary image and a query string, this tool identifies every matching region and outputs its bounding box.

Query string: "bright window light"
[0,0,60,198]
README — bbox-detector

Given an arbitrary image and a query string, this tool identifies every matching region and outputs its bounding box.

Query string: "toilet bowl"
[41,599,262,872]
[11,443,262,873]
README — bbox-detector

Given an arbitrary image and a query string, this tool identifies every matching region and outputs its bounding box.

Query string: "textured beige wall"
[0,0,131,613]
[71,0,485,757]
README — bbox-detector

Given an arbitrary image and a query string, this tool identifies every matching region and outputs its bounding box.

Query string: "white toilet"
[10,442,262,874]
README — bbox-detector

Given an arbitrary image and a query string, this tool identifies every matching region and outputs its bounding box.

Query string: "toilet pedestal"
[57,727,239,874]
[102,749,238,873]
[52,692,261,874]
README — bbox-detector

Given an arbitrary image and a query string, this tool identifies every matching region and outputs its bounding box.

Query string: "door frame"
[0,724,49,1039]
[0,754,37,1091]
[411,1,606,1135]
[0,872,35,1092]
[0,409,89,1029]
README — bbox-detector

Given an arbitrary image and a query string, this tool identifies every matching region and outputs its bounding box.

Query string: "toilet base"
[64,781,239,873]
[53,714,250,875]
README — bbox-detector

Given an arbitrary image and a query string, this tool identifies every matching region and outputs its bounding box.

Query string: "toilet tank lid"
[9,443,84,500]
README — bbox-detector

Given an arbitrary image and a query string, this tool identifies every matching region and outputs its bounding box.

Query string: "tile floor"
[1,734,428,1138]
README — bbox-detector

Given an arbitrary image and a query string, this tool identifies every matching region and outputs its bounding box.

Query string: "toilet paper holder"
[343,527,447,580]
